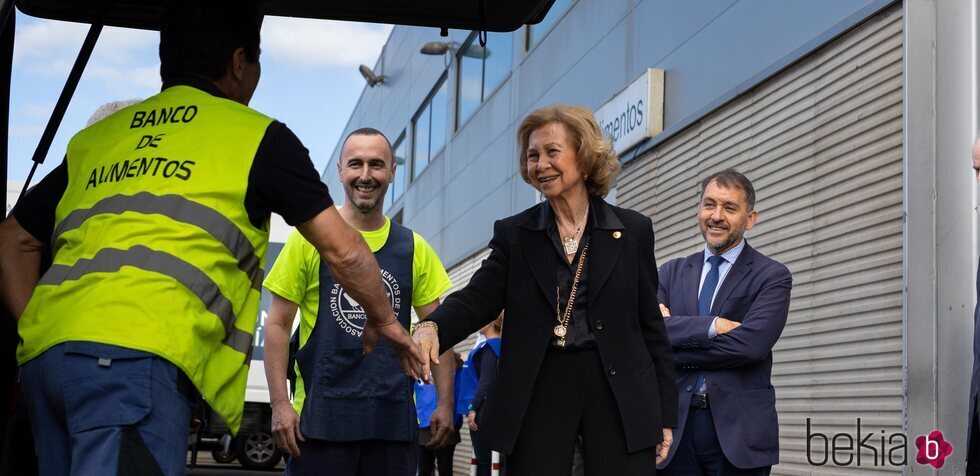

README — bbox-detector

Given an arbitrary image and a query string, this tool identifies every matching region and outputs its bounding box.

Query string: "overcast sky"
[7,11,391,194]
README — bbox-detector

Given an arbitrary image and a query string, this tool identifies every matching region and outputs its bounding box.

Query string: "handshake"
[364,314,443,383]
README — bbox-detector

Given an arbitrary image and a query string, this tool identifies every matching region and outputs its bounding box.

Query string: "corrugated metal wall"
[440,248,491,475]
[617,5,903,475]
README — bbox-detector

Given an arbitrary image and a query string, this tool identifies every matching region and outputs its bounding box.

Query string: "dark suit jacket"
[427,195,678,454]
[657,243,792,469]
[970,258,980,455]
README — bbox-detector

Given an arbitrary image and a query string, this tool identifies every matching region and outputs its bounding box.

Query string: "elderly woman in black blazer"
[413,104,677,475]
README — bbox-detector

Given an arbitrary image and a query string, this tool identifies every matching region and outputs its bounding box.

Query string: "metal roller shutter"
[617,5,903,474]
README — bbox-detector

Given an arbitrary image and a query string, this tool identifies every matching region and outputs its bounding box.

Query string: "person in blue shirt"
[416,353,465,475]
[465,315,502,476]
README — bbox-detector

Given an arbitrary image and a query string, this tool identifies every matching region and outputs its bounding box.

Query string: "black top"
[546,204,596,350]
[13,78,333,243]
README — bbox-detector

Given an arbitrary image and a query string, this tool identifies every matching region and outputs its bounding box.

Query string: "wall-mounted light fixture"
[420,41,453,55]
[419,41,489,59]
[358,64,385,87]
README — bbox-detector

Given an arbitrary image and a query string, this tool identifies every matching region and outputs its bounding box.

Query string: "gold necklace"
[554,241,589,348]
[560,205,589,255]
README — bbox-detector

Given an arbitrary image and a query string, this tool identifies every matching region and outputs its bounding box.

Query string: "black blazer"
[970,257,980,455]
[427,195,678,454]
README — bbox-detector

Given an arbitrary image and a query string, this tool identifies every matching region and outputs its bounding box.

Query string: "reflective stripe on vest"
[53,192,264,291]
[39,245,253,356]
[17,85,275,434]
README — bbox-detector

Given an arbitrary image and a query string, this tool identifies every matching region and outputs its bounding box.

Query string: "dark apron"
[296,221,416,442]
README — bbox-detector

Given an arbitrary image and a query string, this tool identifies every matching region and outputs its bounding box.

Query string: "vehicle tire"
[235,431,282,470]
[211,446,236,464]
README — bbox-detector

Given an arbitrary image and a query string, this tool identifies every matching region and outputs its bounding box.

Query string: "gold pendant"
[562,238,577,255]
[555,338,566,348]
[553,325,567,338]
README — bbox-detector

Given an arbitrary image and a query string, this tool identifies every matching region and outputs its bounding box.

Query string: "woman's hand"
[412,325,441,382]
[467,410,479,432]
[655,428,673,464]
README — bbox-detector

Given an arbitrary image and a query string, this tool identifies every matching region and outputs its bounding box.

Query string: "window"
[413,76,448,179]
[458,47,482,126]
[385,131,408,211]
[483,33,513,95]
[456,31,514,128]
[526,0,573,49]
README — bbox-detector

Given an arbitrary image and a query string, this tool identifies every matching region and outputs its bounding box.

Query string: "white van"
[188,220,293,470]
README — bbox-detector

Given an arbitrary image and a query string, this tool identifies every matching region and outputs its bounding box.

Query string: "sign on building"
[595,68,664,155]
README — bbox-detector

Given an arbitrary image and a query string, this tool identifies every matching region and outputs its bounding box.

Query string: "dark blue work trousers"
[285,439,418,476]
[20,342,194,476]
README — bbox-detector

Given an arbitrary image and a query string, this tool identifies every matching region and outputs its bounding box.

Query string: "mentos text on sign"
[594,68,664,155]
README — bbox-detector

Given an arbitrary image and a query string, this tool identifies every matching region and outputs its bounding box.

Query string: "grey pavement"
[186,452,284,476]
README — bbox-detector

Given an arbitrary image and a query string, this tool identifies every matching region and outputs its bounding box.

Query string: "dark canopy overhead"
[15,0,555,32]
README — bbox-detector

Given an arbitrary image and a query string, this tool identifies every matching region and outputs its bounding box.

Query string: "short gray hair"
[86,99,143,127]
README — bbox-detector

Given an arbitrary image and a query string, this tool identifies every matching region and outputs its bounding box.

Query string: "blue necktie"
[699,255,725,315]
[694,255,725,393]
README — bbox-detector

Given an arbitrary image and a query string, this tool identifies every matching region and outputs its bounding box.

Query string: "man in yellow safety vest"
[0,2,425,474]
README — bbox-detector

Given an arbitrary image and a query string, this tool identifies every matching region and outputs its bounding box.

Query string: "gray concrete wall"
[904,0,979,473]
[324,0,893,268]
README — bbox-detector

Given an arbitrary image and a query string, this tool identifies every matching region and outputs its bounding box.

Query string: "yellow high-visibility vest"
[18,85,274,433]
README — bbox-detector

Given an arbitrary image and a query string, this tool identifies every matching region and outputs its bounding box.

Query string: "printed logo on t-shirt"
[328,269,402,338]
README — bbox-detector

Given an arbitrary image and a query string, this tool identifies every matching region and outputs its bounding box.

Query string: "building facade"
[324,1,976,473]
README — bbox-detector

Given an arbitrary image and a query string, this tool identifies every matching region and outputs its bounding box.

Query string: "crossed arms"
[660,264,792,370]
